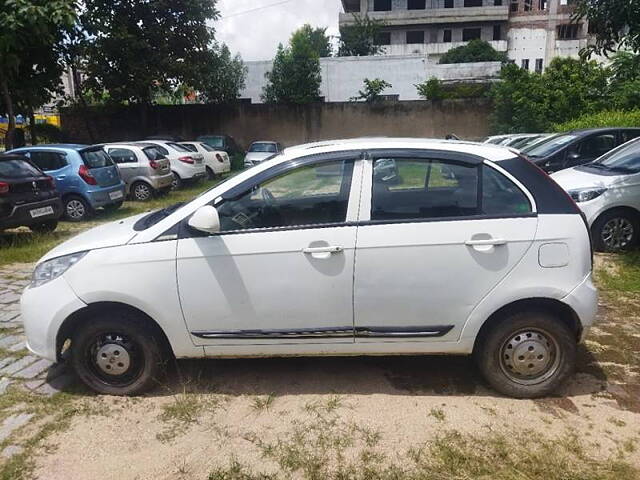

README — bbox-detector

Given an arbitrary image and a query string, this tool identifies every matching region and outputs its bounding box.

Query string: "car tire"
[131,182,154,202]
[206,167,217,181]
[171,172,182,190]
[71,311,165,396]
[592,209,639,252]
[64,195,92,222]
[29,220,58,234]
[475,311,576,399]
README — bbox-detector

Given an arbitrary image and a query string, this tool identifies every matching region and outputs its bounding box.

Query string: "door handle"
[302,246,343,254]
[56,176,66,180]
[465,238,507,247]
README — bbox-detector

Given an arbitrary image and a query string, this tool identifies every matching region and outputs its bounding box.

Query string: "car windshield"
[0,158,43,178]
[81,149,114,168]
[522,134,577,157]
[249,143,277,153]
[591,138,640,173]
[167,142,191,153]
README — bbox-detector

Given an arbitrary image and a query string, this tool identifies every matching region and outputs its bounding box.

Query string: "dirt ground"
[1,255,639,479]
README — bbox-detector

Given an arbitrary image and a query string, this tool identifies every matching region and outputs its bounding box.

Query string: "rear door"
[353,150,537,343]
[27,150,72,192]
[80,148,121,187]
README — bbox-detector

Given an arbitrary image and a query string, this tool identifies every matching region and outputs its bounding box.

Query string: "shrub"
[554,109,640,132]
[439,39,507,64]
[416,78,490,101]
[351,78,392,103]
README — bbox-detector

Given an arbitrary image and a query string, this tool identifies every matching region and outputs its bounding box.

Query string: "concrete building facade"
[340,0,590,72]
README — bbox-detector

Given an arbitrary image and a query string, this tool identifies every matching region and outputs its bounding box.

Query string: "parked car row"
[1,139,232,230]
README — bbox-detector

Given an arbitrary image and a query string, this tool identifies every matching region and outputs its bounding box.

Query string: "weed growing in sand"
[157,390,225,443]
[429,407,446,422]
[251,394,275,413]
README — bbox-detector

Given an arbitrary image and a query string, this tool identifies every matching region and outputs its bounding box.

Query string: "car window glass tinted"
[29,151,67,171]
[108,148,137,164]
[143,147,165,161]
[483,166,532,214]
[621,130,640,144]
[82,149,114,168]
[0,159,43,178]
[577,134,616,158]
[216,160,354,232]
[167,142,191,153]
[523,134,576,157]
[249,143,277,153]
[201,143,216,152]
[371,158,479,221]
[181,144,198,153]
[597,138,640,173]
[153,145,169,156]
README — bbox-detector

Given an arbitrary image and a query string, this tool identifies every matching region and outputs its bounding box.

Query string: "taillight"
[46,176,55,189]
[178,156,194,164]
[78,165,97,185]
[149,160,160,170]
[0,182,8,195]
[216,153,224,163]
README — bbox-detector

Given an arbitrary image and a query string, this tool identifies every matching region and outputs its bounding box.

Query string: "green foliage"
[338,14,385,57]
[31,123,67,143]
[198,44,247,104]
[439,39,507,64]
[292,24,332,58]
[490,57,612,133]
[416,78,490,100]
[351,78,392,103]
[554,109,640,132]
[262,26,322,104]
[575,0,640,56]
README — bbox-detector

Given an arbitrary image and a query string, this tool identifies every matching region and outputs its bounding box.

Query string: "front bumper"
[85,182,126,208]
[21,275,87,361]
[561,272,599,343]
[0,197,63,230]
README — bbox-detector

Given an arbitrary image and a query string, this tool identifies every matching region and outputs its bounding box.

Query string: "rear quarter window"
[482,165,532,215]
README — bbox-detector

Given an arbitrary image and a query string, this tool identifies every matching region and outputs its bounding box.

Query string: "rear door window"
[29,151,67,171]
[82,149,114,168]
[108,148,138,164]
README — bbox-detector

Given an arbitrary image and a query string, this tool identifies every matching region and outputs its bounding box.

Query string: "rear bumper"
[149,173,174,191]
[85,182,126,208]
[0,197,63,229]
[561,272,599,342]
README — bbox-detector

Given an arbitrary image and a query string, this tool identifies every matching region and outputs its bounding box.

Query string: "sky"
[215,0,344,62]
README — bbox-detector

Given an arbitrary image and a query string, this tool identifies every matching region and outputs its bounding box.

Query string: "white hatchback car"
[139,140,206,189]
[552,137,640,251]
[180,142,231,179]
[21,139,597,398]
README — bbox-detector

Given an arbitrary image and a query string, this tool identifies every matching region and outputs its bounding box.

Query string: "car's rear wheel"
[29,220,58,234]
[71,312,165,396]
[475,311,576,398]
[206,167,217,181]
[171,172,182,190]
[64,195,92,222]
[592,209,639,252]
[131,181,154,202]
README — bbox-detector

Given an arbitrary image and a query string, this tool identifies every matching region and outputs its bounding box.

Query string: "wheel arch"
[592,205,640,229]
[56,302,175,362]
[472,297,582,355]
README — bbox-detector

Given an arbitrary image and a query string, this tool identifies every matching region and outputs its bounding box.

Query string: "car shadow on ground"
[129,343,608,400]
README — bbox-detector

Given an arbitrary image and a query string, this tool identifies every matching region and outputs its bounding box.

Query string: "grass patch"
[428,407,446,422]
[0,177,228,267]
[157,389,226,443]
[595,251,640,292]
[251,394,275,413]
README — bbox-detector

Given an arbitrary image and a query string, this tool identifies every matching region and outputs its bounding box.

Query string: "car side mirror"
[188,205,220,234]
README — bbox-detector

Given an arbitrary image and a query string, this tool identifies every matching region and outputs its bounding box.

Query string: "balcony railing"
[339,6,510,26]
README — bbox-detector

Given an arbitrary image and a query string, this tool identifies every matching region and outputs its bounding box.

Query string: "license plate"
[109,190,124,200]
[30,206,54,218]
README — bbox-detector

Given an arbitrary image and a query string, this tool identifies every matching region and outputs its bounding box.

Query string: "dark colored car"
[0,154,63,233]
[521,128,640,173]
[196,135,243,156]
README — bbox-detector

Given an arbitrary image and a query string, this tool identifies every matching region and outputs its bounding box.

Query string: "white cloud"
[215,0,343,61]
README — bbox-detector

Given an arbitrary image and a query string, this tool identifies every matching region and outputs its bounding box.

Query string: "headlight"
[31,251,88,288]
[568,188,607,203]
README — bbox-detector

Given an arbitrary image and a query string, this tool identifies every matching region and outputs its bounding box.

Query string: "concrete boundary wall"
[60,99,493,148]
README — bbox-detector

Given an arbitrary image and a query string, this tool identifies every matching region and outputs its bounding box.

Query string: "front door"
[354,151,538,343]
[177,155,363,346]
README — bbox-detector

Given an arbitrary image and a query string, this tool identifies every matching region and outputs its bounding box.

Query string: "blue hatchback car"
[9,144,126,221]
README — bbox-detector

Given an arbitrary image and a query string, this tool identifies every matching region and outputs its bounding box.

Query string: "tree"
[439,39,508,64]
[0,0,76,149]
[338,14,385,57]
[574,0,640,56]
[292,24,332,58]
[79,0,245,117]
[262,27,322,104]
[416,78,446,101]
[351,78,392,103]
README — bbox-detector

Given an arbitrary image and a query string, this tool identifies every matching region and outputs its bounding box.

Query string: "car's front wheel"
[71,311,165,395]
[476,311,576,398]
[592,209,639,252]
[131,181,154,202]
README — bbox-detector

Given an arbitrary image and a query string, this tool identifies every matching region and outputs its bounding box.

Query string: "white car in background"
[552,137,640,251]
[180,142,231,179]
[139,140,206,189]
[21,138,596,399]
[244,141,283,167]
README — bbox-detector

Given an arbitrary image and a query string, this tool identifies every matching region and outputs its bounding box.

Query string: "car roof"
[281,138,518,162]
[567,127,640,136]
[0,153,28,161]
[12,143,89,152]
